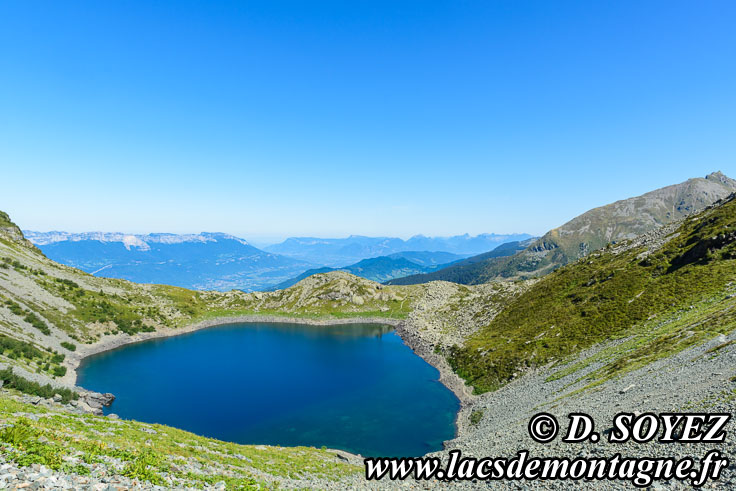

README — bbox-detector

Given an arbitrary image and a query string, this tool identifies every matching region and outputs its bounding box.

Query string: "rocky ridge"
[390,171,736,286]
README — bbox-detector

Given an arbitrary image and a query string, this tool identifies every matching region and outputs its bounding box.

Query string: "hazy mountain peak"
[23,230,308,292]
[121,235,150,251]
[266,232,532,267]
[23,231,251,248]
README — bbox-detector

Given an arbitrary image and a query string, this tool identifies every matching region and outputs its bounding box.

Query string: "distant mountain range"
[386,238,536,285]
[35,169,735,293]
[389,171,736,286]
[271,251,469,290]
[263,233,532,267]
[25,231,524,291]
[24,231,311,292]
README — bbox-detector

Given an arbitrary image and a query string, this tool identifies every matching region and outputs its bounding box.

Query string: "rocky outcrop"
[81,391,115,410]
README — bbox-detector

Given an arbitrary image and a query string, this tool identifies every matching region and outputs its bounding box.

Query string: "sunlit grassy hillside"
[449,194,736,393]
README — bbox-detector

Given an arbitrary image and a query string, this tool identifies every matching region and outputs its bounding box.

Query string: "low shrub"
[60,341,76,352]
[0,368,78,403]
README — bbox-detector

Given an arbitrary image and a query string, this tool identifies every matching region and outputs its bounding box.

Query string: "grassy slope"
[448,195,736,393]
[0,396,360,488]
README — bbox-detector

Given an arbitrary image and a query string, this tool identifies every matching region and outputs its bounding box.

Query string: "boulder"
[83,392,115,409]
[77,401,102,415]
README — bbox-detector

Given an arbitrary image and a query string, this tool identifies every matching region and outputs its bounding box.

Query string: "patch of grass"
[23,312,51,335]
[0,333,45,361]
[469,409,484,426]
[60,341,76,351]
[0,394,361,488]
[121,449,166,485]
[550,296,736,400]
[0,334,69,378]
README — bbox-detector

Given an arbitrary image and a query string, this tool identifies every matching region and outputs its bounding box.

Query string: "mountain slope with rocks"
[391,172,736,286]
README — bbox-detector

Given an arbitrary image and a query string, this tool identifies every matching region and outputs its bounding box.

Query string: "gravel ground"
[310,327,734,490]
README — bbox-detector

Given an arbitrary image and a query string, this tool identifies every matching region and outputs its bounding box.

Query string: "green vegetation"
[22,312,51,335]
[0,334,46,361]
[0,368,78,403]
[0,335,67,378]
[547,294,736,395]
[3,299,24,316]
[1,256,27,271]
[449,196,736,393]
[40,278,157,335]
[469,409,484,426]
[60,341,76,351]
[4,299,51,335]
[0,395,360,488]
[0,211,14,229]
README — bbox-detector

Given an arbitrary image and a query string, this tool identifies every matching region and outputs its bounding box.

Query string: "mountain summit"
[390,171,736,285]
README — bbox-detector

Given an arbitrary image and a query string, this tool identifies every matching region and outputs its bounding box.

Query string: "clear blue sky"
[1,1,734,242]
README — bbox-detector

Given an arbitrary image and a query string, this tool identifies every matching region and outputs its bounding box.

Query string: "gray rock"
[619,384,636,394]
[83,392,115,409]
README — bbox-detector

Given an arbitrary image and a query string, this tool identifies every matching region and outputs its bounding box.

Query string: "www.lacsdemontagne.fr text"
[364,412,731,486]
[364,449,728,486]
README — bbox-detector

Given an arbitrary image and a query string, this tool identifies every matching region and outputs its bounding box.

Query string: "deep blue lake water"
[76,322,459,457]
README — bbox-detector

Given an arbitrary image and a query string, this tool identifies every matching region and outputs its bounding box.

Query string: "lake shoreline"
[69,313,469,454]
[70,314,402,385]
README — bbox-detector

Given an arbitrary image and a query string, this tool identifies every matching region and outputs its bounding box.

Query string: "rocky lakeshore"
[67,310,476,447]
[68,307,485,441]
